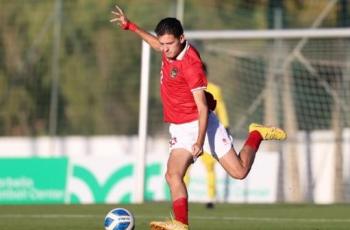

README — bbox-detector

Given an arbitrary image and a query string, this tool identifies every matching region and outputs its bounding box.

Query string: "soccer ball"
[104,208,135,230]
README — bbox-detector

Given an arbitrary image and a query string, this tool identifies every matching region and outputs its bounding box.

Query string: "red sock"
[173,197,188,225]
[244,130,263,151]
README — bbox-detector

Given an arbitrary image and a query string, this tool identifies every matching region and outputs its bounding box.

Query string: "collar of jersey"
[176,41,189,61]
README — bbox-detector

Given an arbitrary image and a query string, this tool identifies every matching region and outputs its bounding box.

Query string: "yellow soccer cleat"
[249,123,287,140]
[150,219,189,230]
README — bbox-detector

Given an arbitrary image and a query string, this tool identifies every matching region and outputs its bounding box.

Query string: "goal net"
[145,28,350,135]
[140,28,350,203]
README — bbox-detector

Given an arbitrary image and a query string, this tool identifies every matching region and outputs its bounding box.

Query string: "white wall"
[0,129,349,204]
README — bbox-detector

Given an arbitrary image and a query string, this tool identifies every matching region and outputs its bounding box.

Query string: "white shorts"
[168,112,233,159]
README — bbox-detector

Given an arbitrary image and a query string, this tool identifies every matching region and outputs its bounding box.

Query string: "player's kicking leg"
[218,123,286,180]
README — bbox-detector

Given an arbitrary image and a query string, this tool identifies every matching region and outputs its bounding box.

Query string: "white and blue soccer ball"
[104,208,135,230]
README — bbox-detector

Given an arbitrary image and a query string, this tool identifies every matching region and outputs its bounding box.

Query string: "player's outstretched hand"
[110,5,129,29]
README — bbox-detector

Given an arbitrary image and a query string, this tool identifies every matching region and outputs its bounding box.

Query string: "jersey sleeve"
[184,61,207,91]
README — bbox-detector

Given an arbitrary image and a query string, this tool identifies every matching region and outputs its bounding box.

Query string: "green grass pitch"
[0,202,349,230]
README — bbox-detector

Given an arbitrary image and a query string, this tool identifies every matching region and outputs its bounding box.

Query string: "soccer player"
[110,5,287,230]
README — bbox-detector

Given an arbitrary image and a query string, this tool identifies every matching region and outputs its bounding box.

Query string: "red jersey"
[160,43,207,123]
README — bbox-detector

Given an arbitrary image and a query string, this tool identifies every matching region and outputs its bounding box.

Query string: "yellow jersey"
[207,82,229,128]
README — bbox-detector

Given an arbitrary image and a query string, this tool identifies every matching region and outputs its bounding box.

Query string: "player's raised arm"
[110,5,161,52]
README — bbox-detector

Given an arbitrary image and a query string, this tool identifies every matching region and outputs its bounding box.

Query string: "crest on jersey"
[170,67,178,78]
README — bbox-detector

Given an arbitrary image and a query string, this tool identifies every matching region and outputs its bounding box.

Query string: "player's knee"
[165,171,176,184]
[235,172,248,180]
[165,171,171,185]
[228,170,249,180]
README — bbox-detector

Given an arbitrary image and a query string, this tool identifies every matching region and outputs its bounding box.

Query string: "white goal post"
[135,28,350,203]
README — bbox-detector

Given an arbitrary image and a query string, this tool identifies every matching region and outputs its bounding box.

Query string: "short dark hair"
[154,17,184,37]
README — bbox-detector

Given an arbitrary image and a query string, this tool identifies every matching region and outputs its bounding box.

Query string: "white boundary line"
[1,214,350,223]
